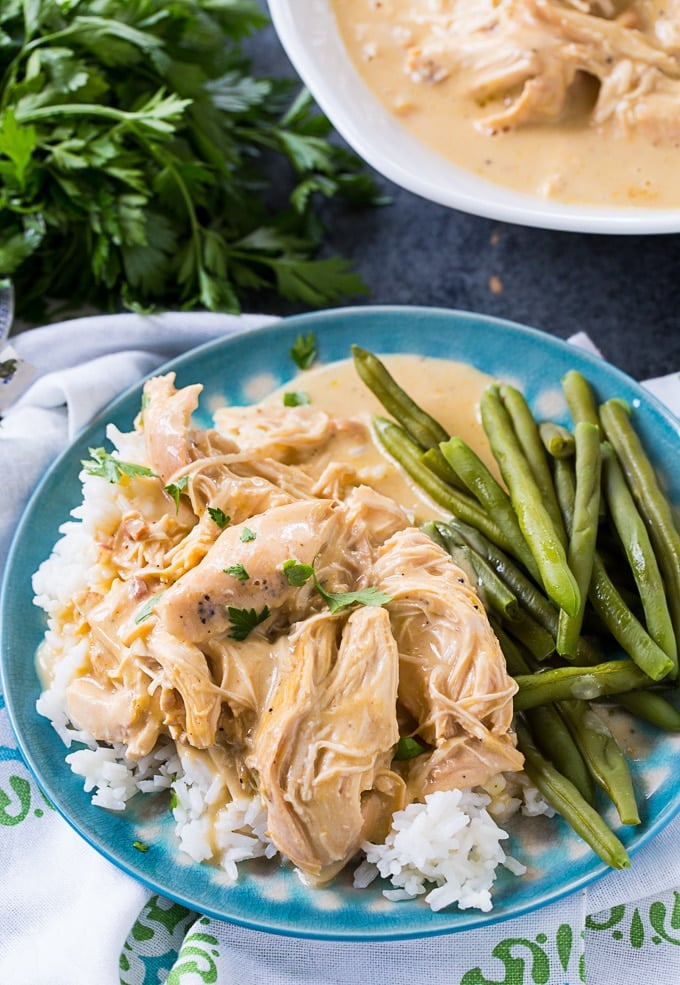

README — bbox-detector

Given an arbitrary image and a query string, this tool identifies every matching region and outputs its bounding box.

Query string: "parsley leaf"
[273,257,366,308]
[164,476,189,513]
[282,559,315,587]
[281,559,392,614]
[290,333,317,370]
[224,563,250,582]
[208,507,230,528]
[227,605,270,641]
[283,390,310,407]
[240,527,256,543]
[394,736,429,761]
[82,447,157,484]
[320,584,393,615]
[0,357,17,379]
[134,592,164,625]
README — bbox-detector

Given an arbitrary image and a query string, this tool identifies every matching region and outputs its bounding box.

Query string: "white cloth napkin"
[2,314,680,985]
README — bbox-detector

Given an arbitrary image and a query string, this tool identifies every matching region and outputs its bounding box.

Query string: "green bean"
[539,421,575,459]
[440,518,602,666]
[556,421,601,659]
[443,519,557,627]
[463,550,521,621]
[422,518,451,552]
[491,619,533,676]
[425,521,520,620]
[589,552,674,682]
[562,369,601,430]
[529,705,597,805]
[491,623,595,802]
[421,446,468,491]
[481,385,581,617]
[516,722,630,869]
[373,417,516,550]
[503,609,556,662]
[437,519,556,661]
[613,690,680,731]
[600,397,680,673]
[513,659,654,712]
[553,456,576,527]
[500,383,568,545]
[352,345,449,450]
[558,699,640,826]
[554,457,672,678]
[439,435,540,581]
[601,443,677,668]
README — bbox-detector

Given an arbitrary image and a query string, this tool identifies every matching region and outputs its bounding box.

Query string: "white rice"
[171,747,277,883]
[353,789,527,912]
[64,738,180,811]
[32,420,544,911]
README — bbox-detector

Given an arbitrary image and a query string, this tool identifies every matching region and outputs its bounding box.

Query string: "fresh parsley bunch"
[0,0,382,320]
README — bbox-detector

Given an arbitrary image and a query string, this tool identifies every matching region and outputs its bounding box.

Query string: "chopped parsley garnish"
[208,507,230,528]
[283,390,311,407]
[240,527,257,543]
[0,357,17,380]
[290,332,317,370]
[164,476,189,512]
[134,592,164,625]
[281,559,315,588]
[224,563,250,582]
[227,605,270,641]
[394,736,429,761]
[82,447,157,484]
[132,840,149,853]
[281,559,392,614]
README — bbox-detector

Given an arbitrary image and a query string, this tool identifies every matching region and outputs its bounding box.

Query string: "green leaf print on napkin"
[460,922,585,985]
[119,896,197,985]
[165,921,221,984]
[587,893,680,952]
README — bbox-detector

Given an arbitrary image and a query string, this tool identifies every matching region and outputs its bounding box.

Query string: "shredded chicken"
[142,374,204,483]
[214,403,335,460]
[399,0,680,139]
[372,528,522,796]
[58,372,523,881]
[250,609,404,883]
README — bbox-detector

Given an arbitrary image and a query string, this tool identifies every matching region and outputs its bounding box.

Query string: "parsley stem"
[137,139,207,291]
[19,18,159,56]
[15,102,122,122]
[14,100,187,127]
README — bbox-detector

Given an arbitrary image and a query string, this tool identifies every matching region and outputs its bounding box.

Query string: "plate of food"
[3,305,680,940]
[267,0,680,234]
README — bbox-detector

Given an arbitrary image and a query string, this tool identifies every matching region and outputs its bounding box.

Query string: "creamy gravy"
[270,353,495,522]
[330,0,680,207]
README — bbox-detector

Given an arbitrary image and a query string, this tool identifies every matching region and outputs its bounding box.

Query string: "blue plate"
[3,305,680,940]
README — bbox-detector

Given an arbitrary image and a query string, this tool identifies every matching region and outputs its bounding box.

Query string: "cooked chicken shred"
[48,370,521,882]
[396,0,680,139]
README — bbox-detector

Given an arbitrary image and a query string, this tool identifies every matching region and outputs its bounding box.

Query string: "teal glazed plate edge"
[3,305,680,941]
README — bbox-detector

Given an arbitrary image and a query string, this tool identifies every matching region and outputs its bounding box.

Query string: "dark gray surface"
[9,15,678,385]
[252,16,680,384]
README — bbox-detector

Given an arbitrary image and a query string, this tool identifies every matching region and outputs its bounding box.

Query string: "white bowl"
[267,0,680,235]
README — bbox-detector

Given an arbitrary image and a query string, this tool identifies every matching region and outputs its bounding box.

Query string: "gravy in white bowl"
[331,0,680,208]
